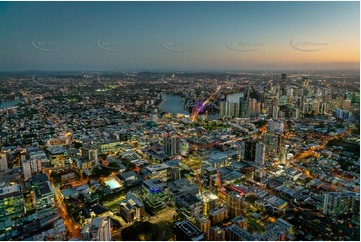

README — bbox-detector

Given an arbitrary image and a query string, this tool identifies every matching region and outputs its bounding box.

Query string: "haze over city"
[0,1,359,71]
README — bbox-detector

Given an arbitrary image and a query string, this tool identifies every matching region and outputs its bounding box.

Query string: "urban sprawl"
[0,71,359,241]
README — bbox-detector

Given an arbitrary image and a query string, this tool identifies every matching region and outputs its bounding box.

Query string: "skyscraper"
[255,142,266,165]
[163,133,180,156]
[219,101,230,118]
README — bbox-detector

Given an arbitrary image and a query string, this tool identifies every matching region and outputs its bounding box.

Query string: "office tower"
[322,192,358,216]
[210,226,226,241]
[196,214,211,240]
[227,191,243,218]
[0,152,8,172]
[81,217,112,241]
[163,133,180,156]
[255,142,266,165]
[219,101,230,118]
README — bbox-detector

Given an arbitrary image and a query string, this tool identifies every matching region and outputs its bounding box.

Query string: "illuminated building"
[141,179,169,215]
[176,192,203,221]
[264,133,281,159]
[302,77,309,88]
[47,146,69,168]
[174,220,205,241]
[33,181,54,209]
[0,152,8,172]
[196,214,211,240]
[163,133,180,156]
[225,224,253,241]
[118,193,145,223]
[98,141,122,154]
[322,192,358,216]
[232,215,248,230]
[22,158,42,181]
[179,139,189,156]
[255,142,265,165]
[81,217,112,241]
[209,206,228,225]
[219,101,230,118]
[210,226,226,241]
[146,163,170,181]
[227,191,243,218]
[81,145,98,165]
[0,183,25,222]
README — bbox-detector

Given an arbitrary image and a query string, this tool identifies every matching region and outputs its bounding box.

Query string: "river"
[0,98,23,109]
[160,94,219,119]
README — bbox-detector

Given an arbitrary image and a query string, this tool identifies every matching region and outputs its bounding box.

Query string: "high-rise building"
[322,192,358,216]
[272,105,279,119]
[0,152,8,172]
[33,181,54,209]
[243,139,256,161]
[163,133,180,156]
[219,101,230,118]
[118,193,145,223]
[22,158,42,181]
[255,142,265,165]
[81,217,112,241]
[264,133,282,159]
[196,214,211,240]
[227,191,243,218]
[209,206,228,225]
[231,215,248,230]
[81,145,99,165]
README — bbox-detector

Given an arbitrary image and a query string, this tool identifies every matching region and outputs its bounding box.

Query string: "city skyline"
[0,1,359,71]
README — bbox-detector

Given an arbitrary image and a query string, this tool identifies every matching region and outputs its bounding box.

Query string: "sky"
[0,1,359,71]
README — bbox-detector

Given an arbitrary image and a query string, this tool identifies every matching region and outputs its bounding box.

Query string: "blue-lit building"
[141,179,170,215]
